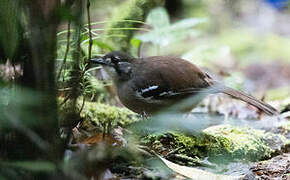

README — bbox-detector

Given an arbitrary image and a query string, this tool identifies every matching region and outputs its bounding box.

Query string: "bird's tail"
[210,83,279,115]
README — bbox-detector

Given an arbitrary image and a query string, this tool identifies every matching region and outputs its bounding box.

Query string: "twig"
[83,19,151,27]
[165,147,183,157]
[76,0,92,115]
[57,21,71,80]
[60,94,71,106]
[87,0,92,63]
[167,154,215,168]
[78,96,86,114]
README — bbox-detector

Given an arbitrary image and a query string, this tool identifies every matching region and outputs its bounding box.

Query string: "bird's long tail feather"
[205,79,278,115]
[216,86,278,115]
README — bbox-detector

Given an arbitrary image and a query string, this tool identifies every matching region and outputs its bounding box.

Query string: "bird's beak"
[90,57,114,67]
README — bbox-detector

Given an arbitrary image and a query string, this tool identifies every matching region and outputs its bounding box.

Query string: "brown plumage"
[91,52,279,116]
[209,84,278,115]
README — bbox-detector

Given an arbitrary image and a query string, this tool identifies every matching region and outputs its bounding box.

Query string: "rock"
[244,153,290,180]
[79,101,140,132]
[142,125,289,162]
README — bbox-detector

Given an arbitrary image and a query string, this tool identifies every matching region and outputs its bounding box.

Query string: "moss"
[281,122,290,132]
[104,0,164,52]
[80,101,140,131]
[60,98,289,162]
[203,125,286,161]
[59,98,140,132]
[142,125,289,162]
[276,121,290,141]
[141,132,175,153]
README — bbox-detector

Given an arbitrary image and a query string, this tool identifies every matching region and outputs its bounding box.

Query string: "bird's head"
[90,51,134,81]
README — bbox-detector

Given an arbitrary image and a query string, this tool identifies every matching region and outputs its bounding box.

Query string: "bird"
[90,51,278,116]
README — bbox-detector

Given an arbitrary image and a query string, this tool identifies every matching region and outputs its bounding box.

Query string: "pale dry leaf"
[158,155,244,180]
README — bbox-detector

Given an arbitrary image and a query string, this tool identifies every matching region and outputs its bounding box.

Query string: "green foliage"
[130,38,142,56]
[103,0,164,52]
[0,0,19,60]
[56,1,166,102]
[1,161,56,172]
[2,1,289,178]
[136,7,206,55]
[183,0,209,18]
[146,7,170,28]
[56,24,113,102]
[0,85,45,130]
[80,64,109,102]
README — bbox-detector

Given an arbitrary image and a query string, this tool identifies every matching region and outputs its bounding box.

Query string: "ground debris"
[244,153,290,180]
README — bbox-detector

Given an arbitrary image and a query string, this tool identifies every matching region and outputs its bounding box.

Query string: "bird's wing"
[131,56,212,100]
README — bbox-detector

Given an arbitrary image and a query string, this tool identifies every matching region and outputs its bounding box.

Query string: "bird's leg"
[101,121,112,141]
[107,120,112,135]
[102,122,106,140]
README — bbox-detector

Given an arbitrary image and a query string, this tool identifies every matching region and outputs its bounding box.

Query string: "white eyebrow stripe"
[140,85,159,93]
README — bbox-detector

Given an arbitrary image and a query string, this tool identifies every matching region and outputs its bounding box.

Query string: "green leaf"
[136,7,206,47]
[130,38,142,49]
[81,40,113,57]
[0,0,19,59]
[0,86,11,106]
[93,40,114,51]
[146,7,170,29]
[169,18,206,31]
[2,161,56,172]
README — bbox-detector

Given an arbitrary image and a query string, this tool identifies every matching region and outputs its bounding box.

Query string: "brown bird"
[91,51,278,116]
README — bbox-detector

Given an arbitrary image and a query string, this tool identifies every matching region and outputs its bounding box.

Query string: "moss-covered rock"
[142,125,289,162]
[274,121,290,140]
[59,98,140,132]
[280,121,290,132]
[79,101,140,132]
[59,99,289,163]
[203,125,287,161]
